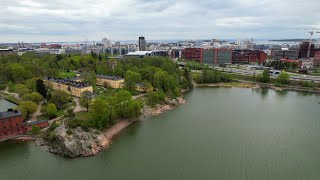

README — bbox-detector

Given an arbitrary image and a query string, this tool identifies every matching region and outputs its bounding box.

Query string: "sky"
[1,0,320,43]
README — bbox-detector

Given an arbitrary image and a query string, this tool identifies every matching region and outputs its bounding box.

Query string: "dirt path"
[29,101,44,122]
[1,87,20,100]
[133,93,146,100]
[73,97,86,113]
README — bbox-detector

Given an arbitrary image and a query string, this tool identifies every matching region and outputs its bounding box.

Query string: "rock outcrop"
[39,127,110,158]
[140,97,187,118]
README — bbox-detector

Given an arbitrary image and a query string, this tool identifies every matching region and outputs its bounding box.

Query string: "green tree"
[124,70,142,92]
[14,84,30,96]
[142,80,154,93]
[80,91,92,111]
[183,67,193,88]
[260,69,270,83]
[22,92,43,103]
[98,54,102,61]
[36,79,47,98]
[90,98,111,130]
[82,72,96,86]
[51,90,71,109]
[18,101,37,119]
[277,71,290,84]
[25,78,38,92]
[146,91,165,106]
[45,103,58,119]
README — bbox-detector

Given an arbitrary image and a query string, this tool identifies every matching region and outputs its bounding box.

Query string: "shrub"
[277,72,290,84]
[31,125,41,134]
[66,129,72,135]
[68,119,82,128]
[48,132,56,141]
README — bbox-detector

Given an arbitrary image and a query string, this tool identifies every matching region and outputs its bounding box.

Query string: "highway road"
[210,66,320,82]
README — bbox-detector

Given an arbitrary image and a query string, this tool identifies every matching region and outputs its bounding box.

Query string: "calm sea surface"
[1,88,320,180]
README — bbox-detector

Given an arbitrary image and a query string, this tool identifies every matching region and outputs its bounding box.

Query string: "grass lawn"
[75,112,91,121]
[309,73,320,76]
[58,72,76,79]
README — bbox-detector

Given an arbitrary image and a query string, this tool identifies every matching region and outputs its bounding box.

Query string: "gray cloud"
[0,0,319,42]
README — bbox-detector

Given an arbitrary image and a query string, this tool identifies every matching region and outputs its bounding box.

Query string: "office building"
[139,37,146,51]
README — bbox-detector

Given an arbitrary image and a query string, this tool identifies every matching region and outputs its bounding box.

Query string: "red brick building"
[0,109,24,140]
[232,50,267,64]
[183,48,203,63]
[280,58,302,68]
[0,109,50,141]
[314,51,320,68]
[23,120,49,132]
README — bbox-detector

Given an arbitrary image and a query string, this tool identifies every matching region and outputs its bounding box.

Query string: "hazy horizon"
[1,0,320,43]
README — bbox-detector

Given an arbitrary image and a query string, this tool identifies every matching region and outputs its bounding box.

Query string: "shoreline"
[196,81,320,94]
[35,96,188,158]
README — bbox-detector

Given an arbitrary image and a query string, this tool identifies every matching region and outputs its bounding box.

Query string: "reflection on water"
[275,90,289,97]
[1,88,320,180]
[252,88,269,99]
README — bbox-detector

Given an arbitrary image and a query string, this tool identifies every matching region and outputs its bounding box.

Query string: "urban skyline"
[1,0,320,42]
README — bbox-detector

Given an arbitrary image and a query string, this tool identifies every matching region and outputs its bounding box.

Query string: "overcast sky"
[1,0,320,43]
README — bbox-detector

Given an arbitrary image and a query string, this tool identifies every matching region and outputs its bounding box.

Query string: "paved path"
[133,93,146,100]
[73,97,86,113]
[1,87,20,100]
[29,101,44,122]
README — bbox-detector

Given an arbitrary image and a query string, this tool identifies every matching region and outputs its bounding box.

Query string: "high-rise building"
[139,36,146,51]
[102,37,112,48]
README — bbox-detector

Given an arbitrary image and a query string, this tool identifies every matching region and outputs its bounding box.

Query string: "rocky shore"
[37,96,187,158]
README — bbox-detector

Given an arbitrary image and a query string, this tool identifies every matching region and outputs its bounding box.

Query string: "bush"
[48,132,56,141]
[68,119,82,128]
[303,81,316,88]
[81,120,93,131]
[0,84,6,90]
[146,91,165,106]
[66,129,72,135]
[22,92,43,103]
[49,121,59,131]
[277,72,290,84]
[31,125,41,134]
[45,103,58,119]
[66,108,75,118]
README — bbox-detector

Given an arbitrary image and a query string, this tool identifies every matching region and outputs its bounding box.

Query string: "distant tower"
[251,38,254,49]
[139,36,146,51]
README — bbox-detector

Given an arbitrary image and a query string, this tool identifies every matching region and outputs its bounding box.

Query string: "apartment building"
[44,77,93,97]
[96,75,124,89]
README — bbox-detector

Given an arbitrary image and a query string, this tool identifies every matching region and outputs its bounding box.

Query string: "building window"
[16,123,19,127]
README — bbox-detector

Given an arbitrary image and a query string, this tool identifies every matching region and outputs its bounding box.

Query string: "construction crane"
[296,28,320,58]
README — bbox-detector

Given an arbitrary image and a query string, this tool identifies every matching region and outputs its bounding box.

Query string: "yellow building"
[44,78,93,97]
[96,75,124,89]
[135,83,145,92]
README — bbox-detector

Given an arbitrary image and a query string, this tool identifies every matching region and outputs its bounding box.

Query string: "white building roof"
[126,51,152,56]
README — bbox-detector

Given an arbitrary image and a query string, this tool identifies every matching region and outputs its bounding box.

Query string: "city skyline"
[1,0,320,43]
